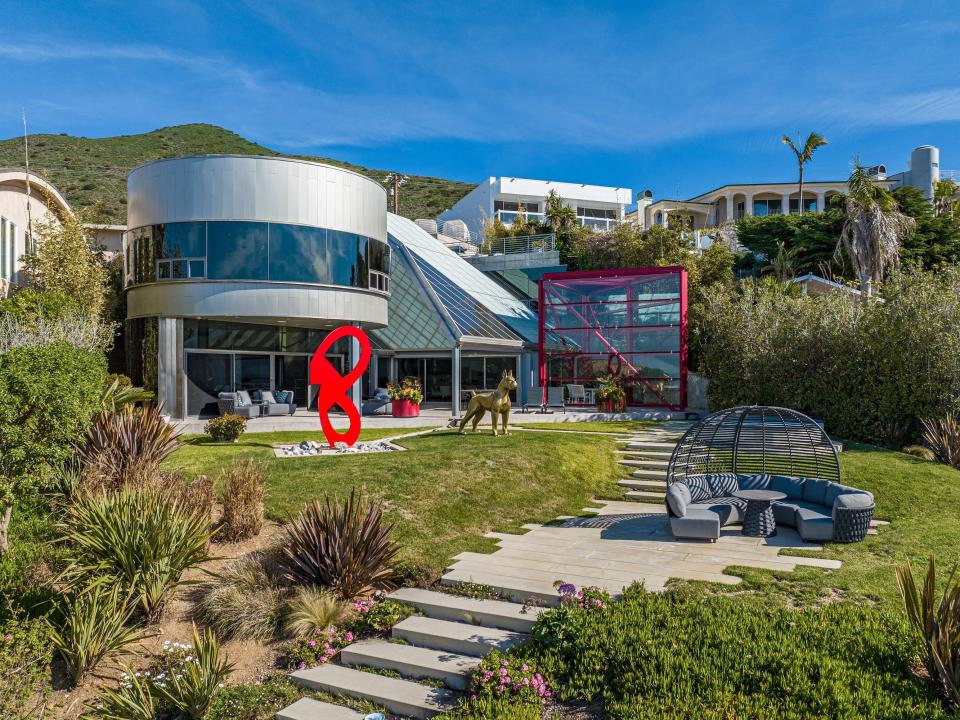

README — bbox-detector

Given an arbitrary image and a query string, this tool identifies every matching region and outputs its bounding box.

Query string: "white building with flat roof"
[437,176,632,240]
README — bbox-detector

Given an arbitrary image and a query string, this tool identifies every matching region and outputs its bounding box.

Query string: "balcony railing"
[478,233,555,256]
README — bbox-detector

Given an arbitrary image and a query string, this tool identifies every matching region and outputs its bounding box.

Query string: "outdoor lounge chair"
[217,390,259,418]
[544,386,566,413]
[260,390,296,416]
[521,386,545,413]
[566,384,587,405]
[665,406,875,543]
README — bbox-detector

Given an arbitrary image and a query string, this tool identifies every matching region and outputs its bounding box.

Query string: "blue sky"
[1,1,958,204]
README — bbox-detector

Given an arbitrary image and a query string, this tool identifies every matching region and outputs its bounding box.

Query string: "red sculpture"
[309,326,371,448]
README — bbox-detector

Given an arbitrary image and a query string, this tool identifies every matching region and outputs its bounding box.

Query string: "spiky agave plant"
[281,490,400,600]
[77,402,182,490]
[60,488,213,622]
[896,557,960,710]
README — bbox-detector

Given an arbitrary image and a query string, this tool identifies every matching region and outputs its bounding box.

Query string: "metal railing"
[477,233,555,256]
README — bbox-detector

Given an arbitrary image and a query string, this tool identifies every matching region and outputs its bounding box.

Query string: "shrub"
[525,586,949,719]
[61,488,213,622]
[155,471,215,527]
[0,342,105,554]
[280,490,400,600]
[468,651,551,705]
[100,374,153,412]
[47,583,147,686]
[922,415,960,469]
[532,583,612,659]
[90,626,234,720]
[285,625,354,669]
[348,597,413,634]
[284,586,345,638]
[0,616,52,718]
[77,403,181,490]
[218,460,265,542]
[902,444,937,461]
[205,414,248,442]
[896,557,960,711]
[202,672,300,720]
[195,556,286,641]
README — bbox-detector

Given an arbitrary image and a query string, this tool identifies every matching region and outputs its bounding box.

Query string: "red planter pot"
[597,398,626,413]
[392,399,421,417]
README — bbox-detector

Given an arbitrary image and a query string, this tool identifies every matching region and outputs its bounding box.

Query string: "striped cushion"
[707,472,739,498]
[684,475,712,503]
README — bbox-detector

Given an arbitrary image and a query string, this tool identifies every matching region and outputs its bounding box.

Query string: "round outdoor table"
[734,489,787,538]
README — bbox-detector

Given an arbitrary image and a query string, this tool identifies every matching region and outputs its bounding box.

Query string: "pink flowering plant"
[468,651,551,706]
[557,582,612,610]
[348,597,412,634]
[286,626,354,669]
[532,582,613,658]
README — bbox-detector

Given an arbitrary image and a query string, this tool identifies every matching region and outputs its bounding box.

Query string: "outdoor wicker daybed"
[664,406,874,543]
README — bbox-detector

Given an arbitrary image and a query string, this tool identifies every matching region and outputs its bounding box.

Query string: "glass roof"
[371,241,454,351]
[386,214,539,344]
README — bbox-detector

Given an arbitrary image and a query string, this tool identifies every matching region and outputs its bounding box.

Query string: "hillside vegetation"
[0,123,474,224]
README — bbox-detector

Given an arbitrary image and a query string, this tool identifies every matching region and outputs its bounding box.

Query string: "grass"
[0,123,475,224]
[515,420,665,434]
[166,427,623,576]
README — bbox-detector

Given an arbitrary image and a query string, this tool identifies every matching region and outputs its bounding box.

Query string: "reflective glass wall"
[539,268,687,409]
[125,220,389,291]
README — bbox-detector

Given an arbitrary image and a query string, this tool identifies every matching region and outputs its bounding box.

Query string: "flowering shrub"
[387,376,424,405]
[470,651,550,704]
[532,582,614,658]
[286,626,354,669]
[348,597,412,634]
[557,582,612,610]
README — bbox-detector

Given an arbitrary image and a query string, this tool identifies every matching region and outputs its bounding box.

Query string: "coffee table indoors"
[734,489,787,537]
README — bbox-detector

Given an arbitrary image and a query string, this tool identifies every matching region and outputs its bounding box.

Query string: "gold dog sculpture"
[458,369,518,436]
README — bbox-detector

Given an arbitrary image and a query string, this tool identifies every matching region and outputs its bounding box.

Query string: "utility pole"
[383,173,408,214]
[22,110,32,251]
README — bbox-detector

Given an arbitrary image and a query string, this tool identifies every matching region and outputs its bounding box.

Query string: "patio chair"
[260,389,296,416]
[362,388,393,416]
[521,386,545,413]
[566,384,587,405]
[217,391,259,418]
[545,386,566,413]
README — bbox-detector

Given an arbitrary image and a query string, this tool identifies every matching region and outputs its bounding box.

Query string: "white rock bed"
[274,439,403,458]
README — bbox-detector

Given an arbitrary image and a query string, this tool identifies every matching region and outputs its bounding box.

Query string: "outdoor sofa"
[362,388,393,416]
[665,472,875,543]
[217,389,296,417]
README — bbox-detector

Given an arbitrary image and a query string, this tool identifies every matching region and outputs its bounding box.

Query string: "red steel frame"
[537,266,688,411]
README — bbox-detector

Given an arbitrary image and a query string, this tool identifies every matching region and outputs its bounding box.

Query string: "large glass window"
[329,231,368,288]
[269,224,328,283]
[158,222,205,258]
[788,197,818,213]
[207,221,268,280]
[752,199,782,216]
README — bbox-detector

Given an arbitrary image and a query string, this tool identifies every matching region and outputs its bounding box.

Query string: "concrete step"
[389,587,540,633]
[341,639,478,691]
[615,449,673,458]
[619,458,670,468]
[276,697,363,720]
[618,478,667,490]
[440,570,561,606]
[448,553,646,589]
[290,664,459,720]
[625,490,666,501]
[625,441,678,450]
[633,468,668,480]
[392,615,527,658]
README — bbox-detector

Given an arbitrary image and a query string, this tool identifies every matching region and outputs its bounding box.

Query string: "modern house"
[437,176,632,240]
[0,169,72,297]
[122,155,544,419]
[629,144,946,230]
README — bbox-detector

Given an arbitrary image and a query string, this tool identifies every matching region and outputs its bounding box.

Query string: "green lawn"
[166,427,624,577]
[513,420,665,434]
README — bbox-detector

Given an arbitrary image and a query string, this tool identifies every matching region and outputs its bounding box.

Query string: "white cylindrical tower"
[910,145,940,199]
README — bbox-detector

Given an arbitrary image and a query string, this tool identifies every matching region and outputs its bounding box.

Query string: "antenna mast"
[22,110,32,249]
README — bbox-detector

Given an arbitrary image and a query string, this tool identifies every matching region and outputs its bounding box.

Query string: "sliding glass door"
[186,353,232,416]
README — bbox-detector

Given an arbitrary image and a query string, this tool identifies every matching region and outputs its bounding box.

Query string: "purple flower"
[557,583,576,596]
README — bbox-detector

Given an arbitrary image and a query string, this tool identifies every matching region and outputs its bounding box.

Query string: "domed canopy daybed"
[665,406,874,543]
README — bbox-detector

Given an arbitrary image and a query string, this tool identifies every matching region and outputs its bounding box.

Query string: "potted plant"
[388,377,424,417]
[595,375,626,413]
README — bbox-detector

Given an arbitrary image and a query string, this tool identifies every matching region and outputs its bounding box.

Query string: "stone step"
[625,441,678,450]
[290,664,459,720]
[275,697,364,720]
[440,570,562,606]
[340,639,479,691]
[615,449,673,458]
[618,478,667,490]
[619,458,670,468]
[392,615,527,658]
[446,554,646,590]
[624,490,666,501]
[389,587,540,633]
[633,469,668,480]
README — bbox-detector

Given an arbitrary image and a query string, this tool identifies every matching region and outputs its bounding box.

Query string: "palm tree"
[933,178,960,217]
[544,189,575,231]
[836,163,915,297]
[782,132,828,214]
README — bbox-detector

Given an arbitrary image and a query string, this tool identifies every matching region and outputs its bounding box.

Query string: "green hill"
[0,123,475,224]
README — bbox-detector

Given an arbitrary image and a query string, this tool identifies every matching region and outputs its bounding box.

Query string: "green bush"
[61,488,213,622]
[697,267,960,446]
[348,597,413,634]
[0,616,52,718]
[525,587,949,719]
[202,672,300,720]
[205,414,248,442]
[48,583,147,686]
[0,342,105,553]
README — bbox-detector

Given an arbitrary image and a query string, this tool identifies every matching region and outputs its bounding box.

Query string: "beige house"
[0,169,72,297]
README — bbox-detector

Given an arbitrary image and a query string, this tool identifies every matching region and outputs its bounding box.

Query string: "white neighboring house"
[437,176,632,240]
[627,144,948,231]
[0,169,73,298]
